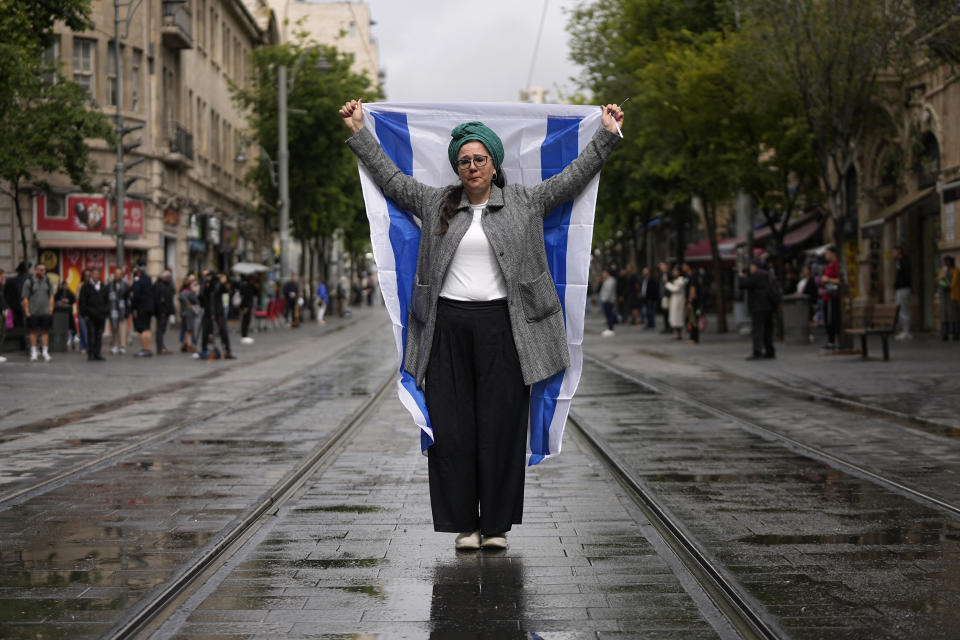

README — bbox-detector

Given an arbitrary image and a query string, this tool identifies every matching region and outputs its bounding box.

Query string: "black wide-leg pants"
[425,298,530,536]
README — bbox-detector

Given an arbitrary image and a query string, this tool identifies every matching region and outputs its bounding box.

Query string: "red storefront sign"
[35,193,144,235]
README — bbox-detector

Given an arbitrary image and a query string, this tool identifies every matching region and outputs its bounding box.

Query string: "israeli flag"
[355,102,603,465]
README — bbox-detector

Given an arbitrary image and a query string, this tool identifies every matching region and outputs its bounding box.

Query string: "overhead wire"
[525,0,550,94]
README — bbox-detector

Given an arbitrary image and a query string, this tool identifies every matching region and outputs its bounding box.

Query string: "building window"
[131,49,142,111]
[222,24,229,72]
[42,36,60,84]
[107,42,121,107]
[210,8,216,62]
[72,37,95,96]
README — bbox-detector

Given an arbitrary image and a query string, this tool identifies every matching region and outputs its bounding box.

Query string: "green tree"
[231,33,382,286]
[0,0,115,261]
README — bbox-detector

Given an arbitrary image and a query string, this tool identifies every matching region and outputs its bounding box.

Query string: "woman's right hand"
[339,99,364,133]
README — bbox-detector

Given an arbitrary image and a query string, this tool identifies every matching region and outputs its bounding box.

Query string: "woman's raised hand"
[600,103,624,135]
[339,99,364,133]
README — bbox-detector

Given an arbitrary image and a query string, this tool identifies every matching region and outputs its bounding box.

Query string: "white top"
[439,203,508,301]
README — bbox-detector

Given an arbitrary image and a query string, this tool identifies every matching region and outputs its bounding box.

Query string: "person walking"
[598,269,618,337]
[78,267,109,361]
[639,267,657,329]
[153,270,175,355]
[739,259,776,360]
[937,255,960,341]
[796,264,819,343]
[178,275,198,352]
[21,263,55,361]
[340,98,623,550]
[821,246,842,350]
[53,279,77,350]
[107,267,129,354]
[893,246,913,340]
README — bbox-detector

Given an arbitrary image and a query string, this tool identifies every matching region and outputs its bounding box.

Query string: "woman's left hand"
[601,104,624,134]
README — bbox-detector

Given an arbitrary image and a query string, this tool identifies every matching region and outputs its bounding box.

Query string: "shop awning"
[781,216,824,247]
[37,232,153,250]
[684,237,740,264]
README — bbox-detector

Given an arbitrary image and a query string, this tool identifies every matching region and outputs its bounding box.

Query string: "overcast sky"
[351,0,587,103]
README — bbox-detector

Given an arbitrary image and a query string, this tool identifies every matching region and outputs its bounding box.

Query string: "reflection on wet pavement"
[575,359,960,640]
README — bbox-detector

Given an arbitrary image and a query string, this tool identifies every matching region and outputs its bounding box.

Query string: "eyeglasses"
[456,154,489,170]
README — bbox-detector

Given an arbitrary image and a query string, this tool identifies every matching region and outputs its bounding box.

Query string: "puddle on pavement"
[294,505,385,513]
[287,558,385,569]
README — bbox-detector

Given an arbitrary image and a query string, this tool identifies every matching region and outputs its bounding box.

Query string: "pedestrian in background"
[79,267,109,361]
[154,270,175,355]
[53,279,77,350]
[658,261,671,333]
[340,97,623,550]
[665,266,687,341]
[0,268,8,363]
[283,273,300,327]
[107,267,129,354]
[820,245,842,350]
[739,259,775,360]
[937,255,960,341]
[130,265,155,357]
[639,266,657,329]
[315,279,329,325]
[4,261,28,331]
[178,274,197,352]
[239,274,258,344]
[599,268,617,337]
[682,262,701,344]
[76,268,89,354]
[893,246,913,340]
[21,263,54,362]
[216,272,235,358]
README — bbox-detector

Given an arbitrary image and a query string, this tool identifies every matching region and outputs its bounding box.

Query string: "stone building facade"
[0,0,278,288]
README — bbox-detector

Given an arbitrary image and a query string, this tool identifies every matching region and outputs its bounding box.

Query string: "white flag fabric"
[355,102,603,465]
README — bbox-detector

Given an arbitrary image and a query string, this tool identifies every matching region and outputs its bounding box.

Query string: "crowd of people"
[591,244,960,357]
[0,261,382,364]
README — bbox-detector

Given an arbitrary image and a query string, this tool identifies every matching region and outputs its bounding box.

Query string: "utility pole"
[111,0,144,271]
[277,64,290,281]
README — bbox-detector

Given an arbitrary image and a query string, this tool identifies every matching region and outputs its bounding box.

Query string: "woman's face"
[457,141,496,196]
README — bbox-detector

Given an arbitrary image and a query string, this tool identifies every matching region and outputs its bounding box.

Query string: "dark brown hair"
[437,170,506,235]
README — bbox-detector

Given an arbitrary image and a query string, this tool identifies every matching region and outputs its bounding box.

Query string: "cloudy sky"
[353,0,587,103]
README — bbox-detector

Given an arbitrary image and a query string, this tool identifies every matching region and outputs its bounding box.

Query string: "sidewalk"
[582,310,960,429]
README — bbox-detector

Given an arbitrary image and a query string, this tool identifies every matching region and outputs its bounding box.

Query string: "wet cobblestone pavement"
[154,386,727,639]
[1,305,958,639]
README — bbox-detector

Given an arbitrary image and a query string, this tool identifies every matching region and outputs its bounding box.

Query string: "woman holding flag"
[340,99,624,550]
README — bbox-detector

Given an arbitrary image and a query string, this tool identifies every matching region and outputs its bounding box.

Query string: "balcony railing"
[166,123,194,167]
[162,1,193,50]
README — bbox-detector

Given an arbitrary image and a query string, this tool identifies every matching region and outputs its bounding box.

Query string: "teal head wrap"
[448,121,504,173]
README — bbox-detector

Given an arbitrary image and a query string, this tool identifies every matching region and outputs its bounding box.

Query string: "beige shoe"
[455,530,481,550]
[480,533,507,549]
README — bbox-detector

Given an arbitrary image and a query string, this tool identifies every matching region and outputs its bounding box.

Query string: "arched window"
[916,132,940,188]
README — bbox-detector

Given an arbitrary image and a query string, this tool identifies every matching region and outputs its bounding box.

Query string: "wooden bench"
[845,303,899,360]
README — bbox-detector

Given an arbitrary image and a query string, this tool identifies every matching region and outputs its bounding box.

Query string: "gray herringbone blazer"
[347,125,619,386]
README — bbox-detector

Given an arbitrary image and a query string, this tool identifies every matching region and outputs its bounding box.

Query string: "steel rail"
[567,412,782,640]
[105,371,396,640]
[0,323,363,508]
[584,354,960,518]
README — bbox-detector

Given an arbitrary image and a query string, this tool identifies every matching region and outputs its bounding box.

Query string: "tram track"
[103,371,395,640]
[0,322,363,509]
[584,354,960,518]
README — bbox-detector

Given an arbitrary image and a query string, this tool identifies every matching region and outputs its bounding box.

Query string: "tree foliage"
[0,0,115,260]
[231,31,383,279]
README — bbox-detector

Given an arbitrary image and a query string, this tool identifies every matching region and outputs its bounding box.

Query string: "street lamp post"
[278,64,290,281]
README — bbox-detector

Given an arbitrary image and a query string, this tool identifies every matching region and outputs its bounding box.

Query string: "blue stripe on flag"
[371,111,434,450]
[528,116,582,464]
